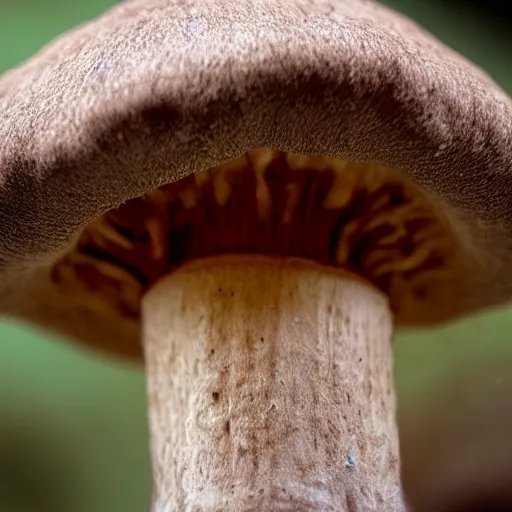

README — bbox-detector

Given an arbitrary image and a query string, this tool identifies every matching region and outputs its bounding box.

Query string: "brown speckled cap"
[1,0,512,359]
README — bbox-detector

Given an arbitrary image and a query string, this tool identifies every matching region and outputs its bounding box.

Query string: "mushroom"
[1,0,511,510]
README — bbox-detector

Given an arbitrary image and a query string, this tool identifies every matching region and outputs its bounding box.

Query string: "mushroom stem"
[142,255,405,511]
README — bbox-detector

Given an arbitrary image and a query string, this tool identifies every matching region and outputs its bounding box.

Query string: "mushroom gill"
[52,148,463,325]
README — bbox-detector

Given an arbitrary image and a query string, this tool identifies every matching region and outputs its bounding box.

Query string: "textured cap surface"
[1,0,512,358]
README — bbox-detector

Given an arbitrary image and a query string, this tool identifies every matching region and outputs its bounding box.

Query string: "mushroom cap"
[1,0,512,359]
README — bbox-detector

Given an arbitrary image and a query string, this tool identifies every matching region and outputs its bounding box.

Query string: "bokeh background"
[0,1,511,511]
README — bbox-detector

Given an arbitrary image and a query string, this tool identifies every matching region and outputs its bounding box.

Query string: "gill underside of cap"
[0,0,512,359]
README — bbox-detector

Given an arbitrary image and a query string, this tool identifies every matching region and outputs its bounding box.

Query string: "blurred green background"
[0,1,511,511]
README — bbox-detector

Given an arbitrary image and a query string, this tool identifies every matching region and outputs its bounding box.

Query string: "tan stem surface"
[142,255,405,511]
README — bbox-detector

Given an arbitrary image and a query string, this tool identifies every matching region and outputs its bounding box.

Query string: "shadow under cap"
[0,0,512,358]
